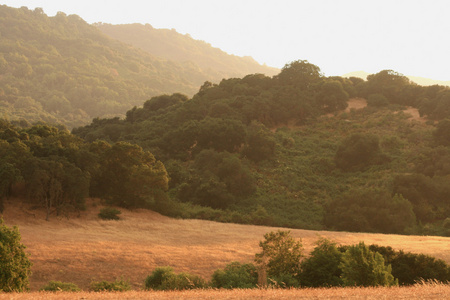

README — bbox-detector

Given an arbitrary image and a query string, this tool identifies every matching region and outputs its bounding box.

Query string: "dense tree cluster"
[0,120,168,219]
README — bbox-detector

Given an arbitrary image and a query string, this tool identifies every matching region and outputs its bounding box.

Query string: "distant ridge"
[343,71,450,87]
[95,23,279,82]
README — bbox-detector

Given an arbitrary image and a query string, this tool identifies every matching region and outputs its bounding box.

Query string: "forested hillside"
[71,61,450,237]
[1,4,449,237]
[96,23,278,83]
[0,5,274,129]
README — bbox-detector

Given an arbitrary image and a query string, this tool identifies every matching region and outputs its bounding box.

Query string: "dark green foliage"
[391,252,450,285]
[413,146,450,177]
[433,118,450,146]
[367,93,389,107]
[211,262,258,289]
[93,141,168,208]
[393,174,450,224]
[144,266,206,290]
[242,121,275,162]
[276,60,323,90]
[39,281,81,292]
[368,245,450,285]
[335,133,389,171]
[365,70,412,105]
[90,278,131,292]
[179,150,255,209]
[340,242,397,287]
[316,80,349,113]
[325,189,416,234]
[300,238,343,287]
[254,230,303,286]
[98,207,121,220]
[0,219,32,292]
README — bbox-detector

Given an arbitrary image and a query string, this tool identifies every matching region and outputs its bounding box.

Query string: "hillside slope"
[0,5,275,129]
[96,23,279,83]
[3,199,450,291]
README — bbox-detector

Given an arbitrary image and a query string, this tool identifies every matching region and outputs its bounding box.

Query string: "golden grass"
[1,282,449,300]
[2,198,450,293]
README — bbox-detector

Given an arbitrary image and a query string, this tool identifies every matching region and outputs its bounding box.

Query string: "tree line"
[0,120,168,220]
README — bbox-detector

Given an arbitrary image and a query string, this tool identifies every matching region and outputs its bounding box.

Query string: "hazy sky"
[2,0,449,80]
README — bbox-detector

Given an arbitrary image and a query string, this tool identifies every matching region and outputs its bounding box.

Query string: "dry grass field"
[1,282,450,300]
[2,198,450,298]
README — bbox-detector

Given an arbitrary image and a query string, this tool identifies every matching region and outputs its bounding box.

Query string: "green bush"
[144,266,207,290]
[98,207,121,220]
[90,278,131,291]
[39,281,80,292]
[335,133,389,171]
[0,219,32,292]
[367,93,389,107]
[340,242,397,287]
[211,262,258,289]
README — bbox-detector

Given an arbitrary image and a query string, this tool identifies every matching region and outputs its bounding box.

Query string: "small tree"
[0,219,32,292]
[340,242,397,287]
[254,230,303,287]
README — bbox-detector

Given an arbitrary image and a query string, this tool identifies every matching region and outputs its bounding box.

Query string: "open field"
[2,198,450,294]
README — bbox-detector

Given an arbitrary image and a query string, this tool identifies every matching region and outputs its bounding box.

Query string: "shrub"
[211,262,258,289]
[40,281,80,292]
[98,207,121,220]
[367,93,389,107]
[90,278,131,291]
[0,219,32,292]
[335,133,389,171]
[340,242,397,287]
[144,266,207,290]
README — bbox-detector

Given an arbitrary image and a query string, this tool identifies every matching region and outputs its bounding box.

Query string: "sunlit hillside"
[96,23,279,83]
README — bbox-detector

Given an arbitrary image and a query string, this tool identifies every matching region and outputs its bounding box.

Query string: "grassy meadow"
[2,198,449,298]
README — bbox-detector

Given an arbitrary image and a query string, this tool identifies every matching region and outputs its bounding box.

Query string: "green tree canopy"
[340,242,397,287]
[255,230,303,286]
[0,219,32,292]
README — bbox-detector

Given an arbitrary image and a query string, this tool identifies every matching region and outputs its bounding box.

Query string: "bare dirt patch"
[2,199,450,291]
[346,97,367,111]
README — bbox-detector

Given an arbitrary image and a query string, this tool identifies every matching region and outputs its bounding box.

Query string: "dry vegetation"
[2,198,450,298]
[1,282,449,299]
